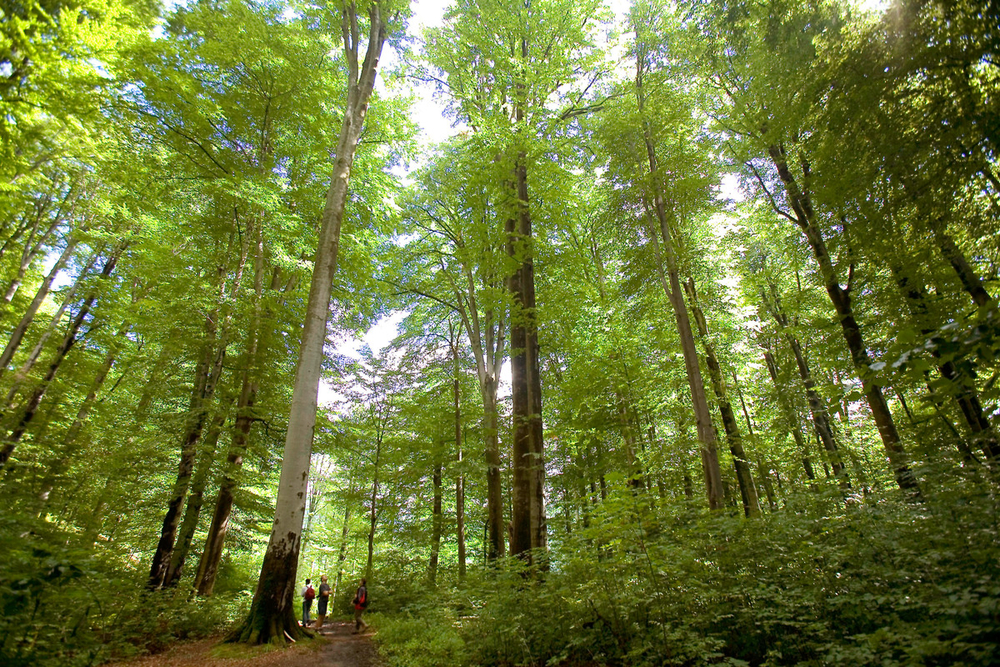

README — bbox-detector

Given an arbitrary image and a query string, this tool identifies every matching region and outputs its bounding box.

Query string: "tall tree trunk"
[452,334,467,579]
[5,247,101,399]
[165,404,230,588]
[762,349,817,481]
[0,250,118,469]
[428,461,443,584]
[684,278,760,517]
[767,145,918,494]
[228,3,386,645]
[635,55,723,509]
[149,226,245,592]
[2,196,68,306]
[929,220,993,309]
[147,335,227,590]
[366,436,382,582]
[36,319,129,505]
[332,503,352,602]
[507,149,547,562]
[194,251,281,596]
[893,265,998,460]
[0,237,79,376]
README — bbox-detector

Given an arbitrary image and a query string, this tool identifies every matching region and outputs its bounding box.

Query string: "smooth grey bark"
[229,2,387,645]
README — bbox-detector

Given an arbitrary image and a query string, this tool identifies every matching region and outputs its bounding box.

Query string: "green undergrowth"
[0,513,253,667]
[372,473,1000,667]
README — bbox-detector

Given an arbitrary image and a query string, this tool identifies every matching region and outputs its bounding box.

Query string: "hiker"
[353,578,369,633]
[301,578,315,626]
[313,574,331,629]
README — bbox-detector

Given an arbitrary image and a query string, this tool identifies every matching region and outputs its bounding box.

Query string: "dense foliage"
[0,0,997,665]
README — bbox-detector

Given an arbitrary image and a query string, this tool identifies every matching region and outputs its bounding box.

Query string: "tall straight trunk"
[684,279,760,517]
[0,251,118,469]
[635,61,723,509]
[762,286,846,484]
[148,229,244,591]
[0,237,79,376]
[6,248,101,400]
[446,234,506,561]
[165,404,230,588]
[428,461,443,584]
[229,4,386,645]
[452,335,467,579]
[366,437,382,582]
[194,242,281,596]
[147,339,224,590]
[767,145,918,494]
[36,319,129,504]
[507,153,546,561]
[929,221,993,308]
[332,503,352,602]
[2,195,68,306]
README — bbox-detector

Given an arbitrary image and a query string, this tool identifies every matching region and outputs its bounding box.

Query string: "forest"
[0,0,997,665]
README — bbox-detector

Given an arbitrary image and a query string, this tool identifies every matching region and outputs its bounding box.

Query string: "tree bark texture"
[229,5,386,643]
[429,461,442,583]
[507,154,547,562]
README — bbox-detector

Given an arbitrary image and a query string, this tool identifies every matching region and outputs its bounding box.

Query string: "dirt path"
[110,622,381,667]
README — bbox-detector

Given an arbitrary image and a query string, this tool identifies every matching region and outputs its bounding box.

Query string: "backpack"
[304,585,315,601]
[358,587,369,608]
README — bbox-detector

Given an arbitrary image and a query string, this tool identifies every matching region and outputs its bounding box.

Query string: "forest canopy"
[1,0,998,665]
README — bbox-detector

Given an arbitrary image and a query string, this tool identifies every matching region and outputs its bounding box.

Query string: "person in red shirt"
[352,578,369,633]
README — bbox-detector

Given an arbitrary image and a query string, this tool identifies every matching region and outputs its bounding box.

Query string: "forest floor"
[110,622,381,667]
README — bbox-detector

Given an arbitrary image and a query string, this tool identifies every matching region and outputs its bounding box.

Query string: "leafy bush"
[373,477,1000,667]
[0,513,252,667]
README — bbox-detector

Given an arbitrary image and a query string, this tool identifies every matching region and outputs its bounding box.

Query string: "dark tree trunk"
[685,279,760,517]
[166,405,230,588]
[507,151,546,562]
[429,461,442,584]
[767,145,918,494]
[0,251,118,469]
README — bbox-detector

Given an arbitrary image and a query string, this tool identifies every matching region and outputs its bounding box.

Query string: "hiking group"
[300,575,369,633]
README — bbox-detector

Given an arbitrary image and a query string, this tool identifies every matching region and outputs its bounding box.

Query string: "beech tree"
[229,0,396,644]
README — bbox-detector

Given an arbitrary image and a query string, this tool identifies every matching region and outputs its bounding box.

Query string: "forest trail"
[110,622,380,667]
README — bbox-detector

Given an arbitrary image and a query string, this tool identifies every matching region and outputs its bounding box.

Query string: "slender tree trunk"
[147,337,226,590]
[0,237,79,377]
[36,320,129,505]
[893,265,998,460]
[633,24,723,509]
[6,248,101,403]
[165,404,230,588]
[366,437,382,582]
[684,279,760,517]
[452,337,467,579]
[929,221,993,308]
[332,503,352,602]
[0,251,118,469]
[428,461,442,584]
[229,4,386,644]
[767,145,918,494]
